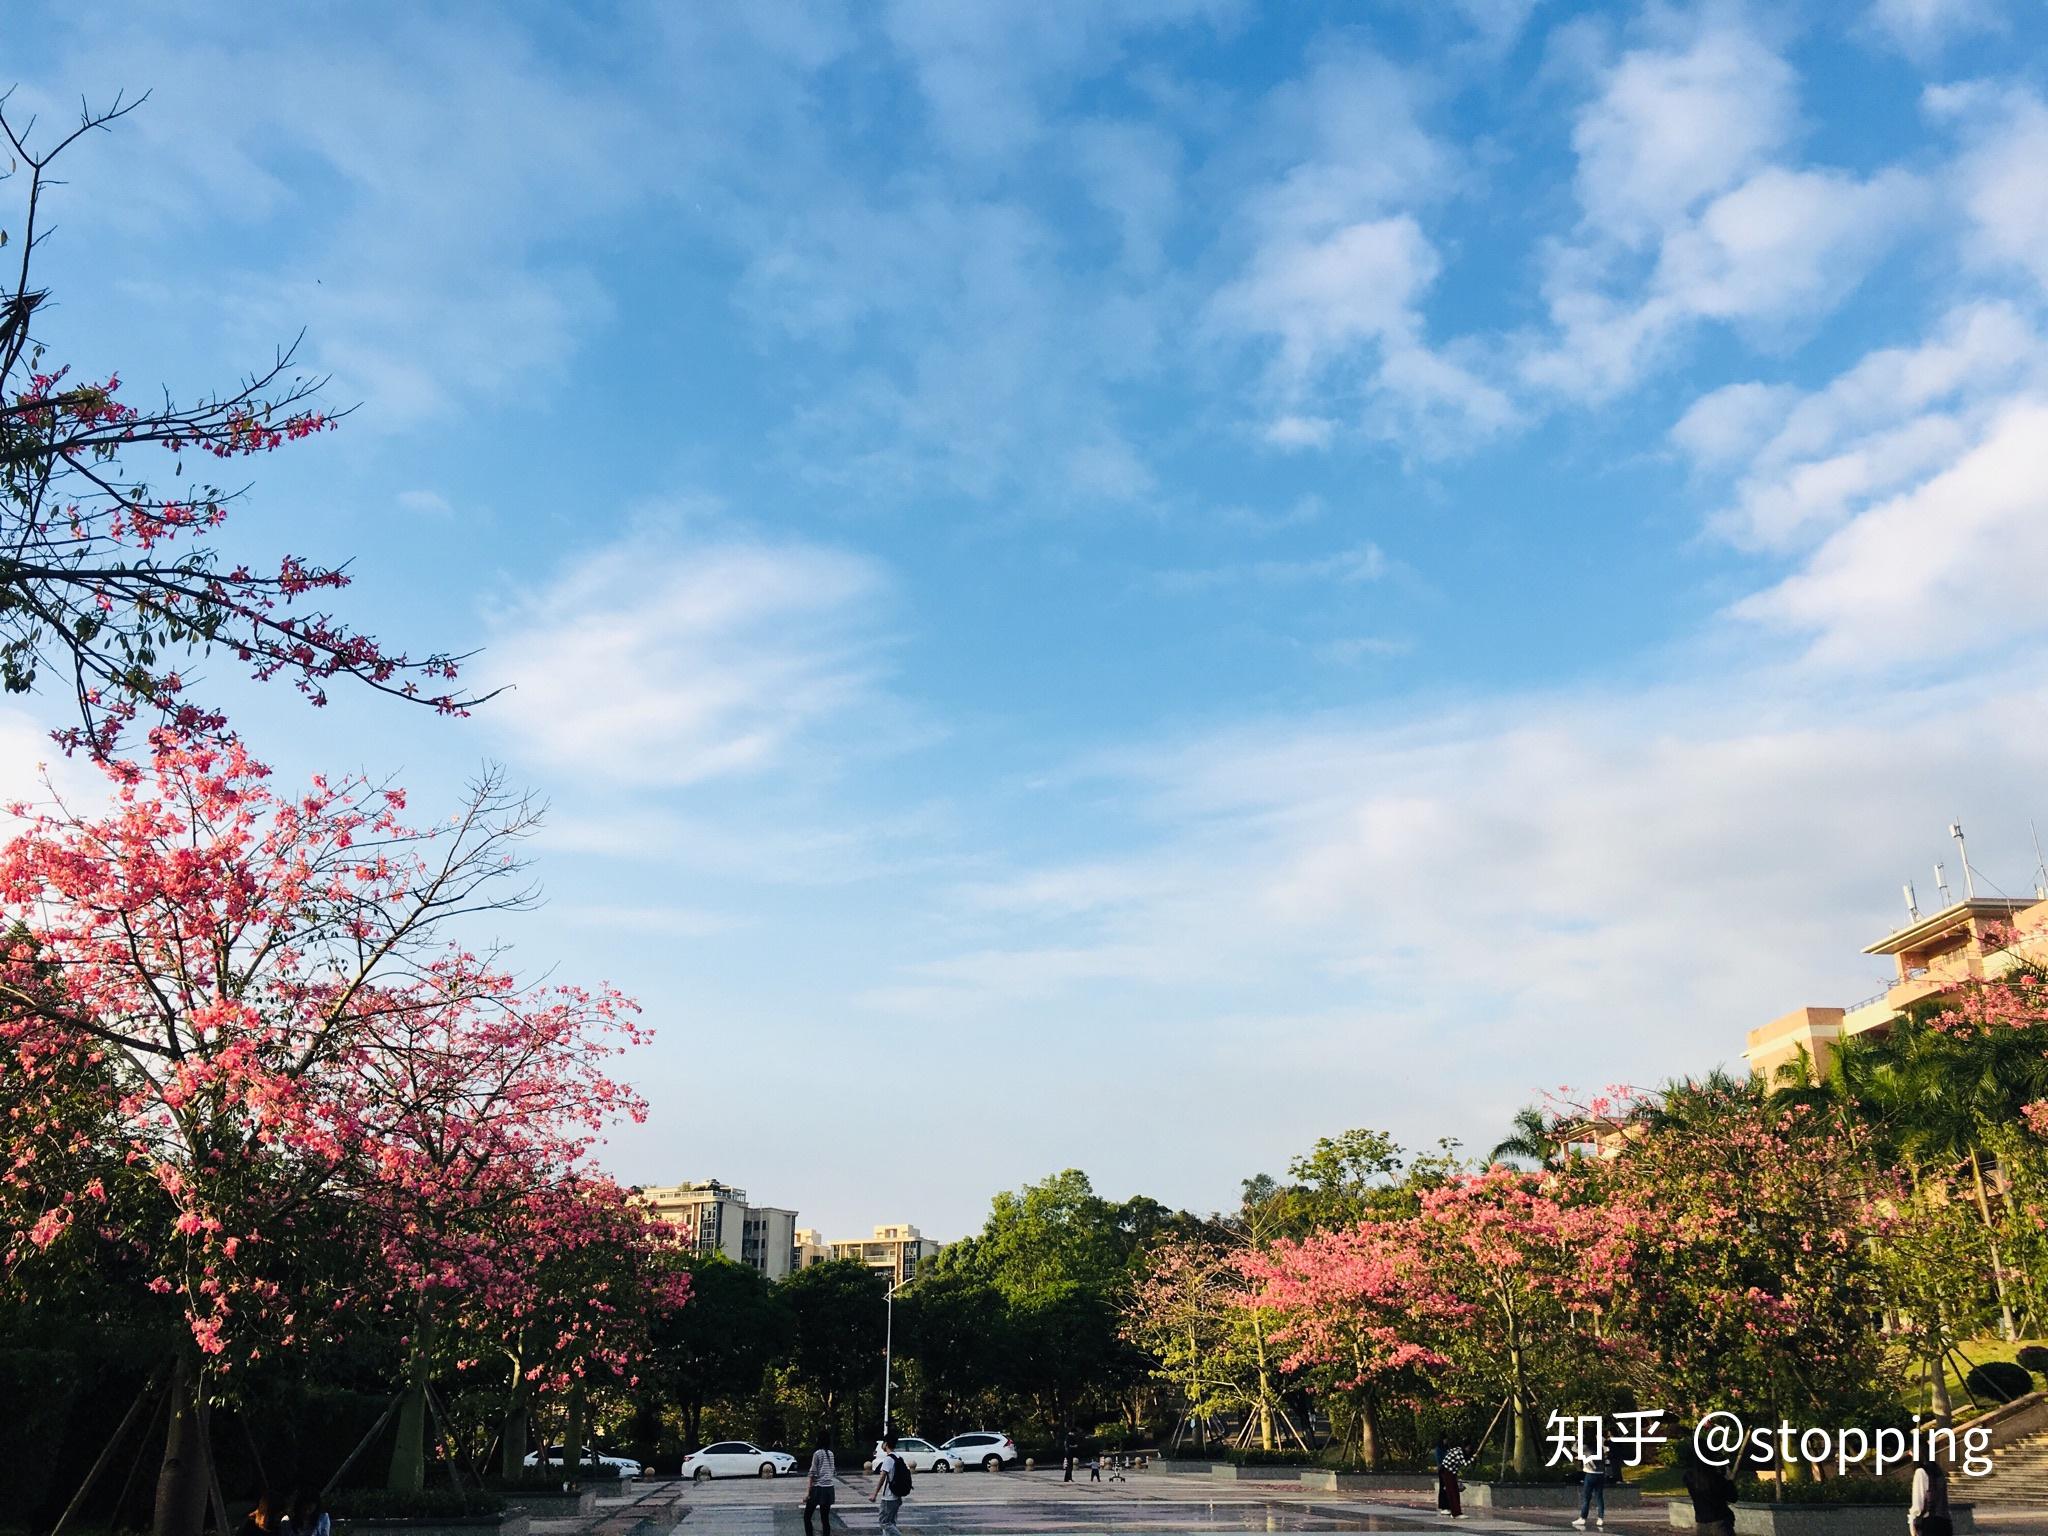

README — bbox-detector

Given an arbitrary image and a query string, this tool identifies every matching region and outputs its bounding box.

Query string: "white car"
[683,1441,799,1481]
[874,1437,947,1472]
[932,1432,1019,1472]
[523,1446,644,1478]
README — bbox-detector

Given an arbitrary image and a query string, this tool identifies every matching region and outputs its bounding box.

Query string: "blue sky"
[9,0,2048,1238]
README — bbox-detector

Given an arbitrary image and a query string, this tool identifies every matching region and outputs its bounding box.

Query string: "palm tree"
[1488,1105,1555,1168]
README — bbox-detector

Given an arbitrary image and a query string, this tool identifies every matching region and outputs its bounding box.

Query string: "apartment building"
[1746,892,2047,1083]
[794,1222,943,1285]
[636,1180,800,1281]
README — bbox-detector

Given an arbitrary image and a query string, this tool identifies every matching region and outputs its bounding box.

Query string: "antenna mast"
[1950,821,1976,900]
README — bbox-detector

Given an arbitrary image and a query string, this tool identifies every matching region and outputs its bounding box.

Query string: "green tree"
[782,1260,888,1447]
[641,1257,790,1451]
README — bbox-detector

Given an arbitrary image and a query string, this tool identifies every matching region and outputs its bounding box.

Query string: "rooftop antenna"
[1950,821,1977,899]
[1934,861,1953,907]
[1903,881,1920,921]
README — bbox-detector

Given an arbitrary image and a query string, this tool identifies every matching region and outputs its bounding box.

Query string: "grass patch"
[1901,1337,2046,1417]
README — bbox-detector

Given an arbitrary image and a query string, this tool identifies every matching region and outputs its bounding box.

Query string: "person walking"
[802,1432,838,1536]
[1572,1430,1608,1531]
[1909,1456,1952,1536]
[870,1434,910,1536]
[1681,1450,1736,1536]
[1063,1431,1076,1484]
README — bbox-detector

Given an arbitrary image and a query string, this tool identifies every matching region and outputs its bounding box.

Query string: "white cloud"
[483,534,893,788]
[1569,26,1796,245]
[1733,400,2048,667]
[1529,25,1922,399]
[881,0,1237,160]
[1928,82,2048,296]
[1678,301,2043,550]
[1867,0,2003,56]
[1213,44,1514,451]
[1155,543,1391,593]
[22,12,644,422]
[396,489,454,518]
[1216,216,1441,379]
[1654,167,1920,323]
[866,668,2048,1160]
[1671,382,1801,468]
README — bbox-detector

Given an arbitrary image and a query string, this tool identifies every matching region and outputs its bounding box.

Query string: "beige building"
[637,1181,800,1280]
[794,1222,943,1285]
[1746,894,2048,1083]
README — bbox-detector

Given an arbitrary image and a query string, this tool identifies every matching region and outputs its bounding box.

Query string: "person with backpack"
[870,1433,911,1536]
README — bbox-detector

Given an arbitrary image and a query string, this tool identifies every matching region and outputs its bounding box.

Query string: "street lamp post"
[882,1276,910,1435]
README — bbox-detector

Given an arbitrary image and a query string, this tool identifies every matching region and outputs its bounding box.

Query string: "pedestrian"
[1909,1456,1952,1536]
[870,1433,910,1536]
[291,1493,331,1536]
[1433,1436,1467,1519]
[802,1431,838,1536]
[1680,1449,1735,1536]
[1063,1431,1076,1484]
[1572,1430,1608,1531]
[236,1492,280,1536]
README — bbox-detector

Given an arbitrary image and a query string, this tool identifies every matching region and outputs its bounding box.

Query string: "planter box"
[1729,1504,1973,1536]
[337,1516,529,1536]
[1211,1464,1315,1482]
[496,1489,595,1518]
[1332,1472,1439,1494]
[1154,1461,1225,1474]
[1467,1482,1644,1510]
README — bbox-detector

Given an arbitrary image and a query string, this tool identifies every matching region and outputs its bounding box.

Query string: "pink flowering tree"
[0,94,482,755]
[456,1178,690,1480]
[1411,1166,1635,1475]
[326,968,654,1490]
[1598,1081,1896,1451]
[1242,1221,1463,1467]
[0,732,636,1535]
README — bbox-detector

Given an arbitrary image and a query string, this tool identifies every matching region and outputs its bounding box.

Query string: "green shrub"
[522,1460,620,1481]
[1736,1478,1909,1505]
[2015,1345,2048,1378]
[1964,1360,2034,1403]
[327,1489,506,1521]
[482,1470,607,1492]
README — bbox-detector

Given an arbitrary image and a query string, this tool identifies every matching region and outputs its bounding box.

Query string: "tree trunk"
[565,1387,588,1478]
[387,1332,432,1492]
[500,1387,530,1480]
[1968,1149,2018,1341]
[1358,1395,1381,1470]
[1250,1313,1275,1451]
[153,1353,210,1536]
[1507,1336,1535,1477]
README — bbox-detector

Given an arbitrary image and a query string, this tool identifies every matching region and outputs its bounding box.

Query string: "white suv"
[933,1432,1018,1472]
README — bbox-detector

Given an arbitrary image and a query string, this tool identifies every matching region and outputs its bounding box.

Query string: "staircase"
[1982,1427,2048,1503]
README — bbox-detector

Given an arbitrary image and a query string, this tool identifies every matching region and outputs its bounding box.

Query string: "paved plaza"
[627,1469,1616,1536]
[580,1469,2048,1536]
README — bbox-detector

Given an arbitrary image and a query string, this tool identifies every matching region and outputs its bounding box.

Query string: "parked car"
[874,1437,947,1472]
[523,1446,645,1478]
[932,1432,1018,1472]
[682,1441,799,1481]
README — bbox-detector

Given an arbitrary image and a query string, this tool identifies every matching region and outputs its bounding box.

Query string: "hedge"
[327,1490,506,1520]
